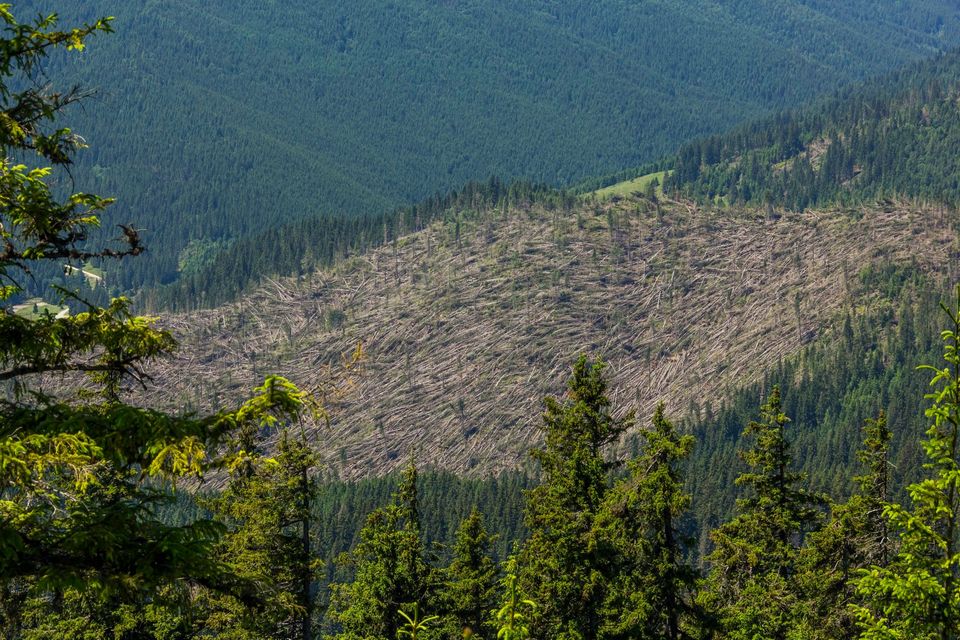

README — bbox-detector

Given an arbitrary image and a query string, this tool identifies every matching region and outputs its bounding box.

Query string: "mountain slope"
[666,48,960,209]
[142,193,958,477]
[23,0,960,293]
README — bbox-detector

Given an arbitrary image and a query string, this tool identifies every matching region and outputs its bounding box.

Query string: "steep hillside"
[142,194,959,477]
[20,0,960,294]
[666,48,960,209]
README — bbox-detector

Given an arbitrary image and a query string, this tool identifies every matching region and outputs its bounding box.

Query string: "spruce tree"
[0,8,312,634]
[200,428,319,640]
[699,386,823,639]
[328,461,433,640]
[596,404,700,640]
[854,288,960,638]
[438,508,498,639]
[518,355,632,640]
[796,412,892,639]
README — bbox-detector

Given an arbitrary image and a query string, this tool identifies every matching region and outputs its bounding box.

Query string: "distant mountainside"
[141,191,958,479]
[666,48,960,209]
[153,32,960,312]
[21,0,960,296]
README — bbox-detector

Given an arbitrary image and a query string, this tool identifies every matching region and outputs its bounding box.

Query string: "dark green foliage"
[139,467,532,637]
[796,413,893,639]
[327,462,433,640]
[200,428,319,639]
[314,469,531,614]
[13,585,195,640]
[854,288,960,638]
[518,355,632,640]
[436,509,498,640]
[699,387,824,640]
[595,404,700,640]
[854,413,895,566]
[735,387,824,543]
[159,467,531,633]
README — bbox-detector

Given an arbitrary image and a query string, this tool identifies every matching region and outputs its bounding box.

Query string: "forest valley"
[5,6,960,640]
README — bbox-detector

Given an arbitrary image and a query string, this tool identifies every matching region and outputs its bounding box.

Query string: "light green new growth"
[591,171,670,199]
[495,561,536,640]
[854,285,960,638]
[397,602,439,640]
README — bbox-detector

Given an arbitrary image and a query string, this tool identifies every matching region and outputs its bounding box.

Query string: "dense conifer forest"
[8,4,960,640]
[666,48,960,210]
[16,0,960,301]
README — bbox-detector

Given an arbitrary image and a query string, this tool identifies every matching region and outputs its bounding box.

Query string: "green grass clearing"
[590,171,670,199]
[13,298,69,320]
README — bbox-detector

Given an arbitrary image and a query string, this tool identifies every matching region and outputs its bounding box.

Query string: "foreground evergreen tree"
[854,288,960,638]
[437,508,498,639]
[796,412,892,639]
[518,355,632,640]
[328,462,433,640]
[699,387,823,639]
[0,7,310,637]
[596,404,700,640]
[200,428,319,640]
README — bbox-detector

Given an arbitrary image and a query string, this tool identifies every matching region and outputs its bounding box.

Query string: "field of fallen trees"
[148,194,960,477]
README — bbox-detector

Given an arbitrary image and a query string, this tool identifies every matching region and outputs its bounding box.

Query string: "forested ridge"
[16,0,960,301]
[666,47,960,210]
[148,179,559,311]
